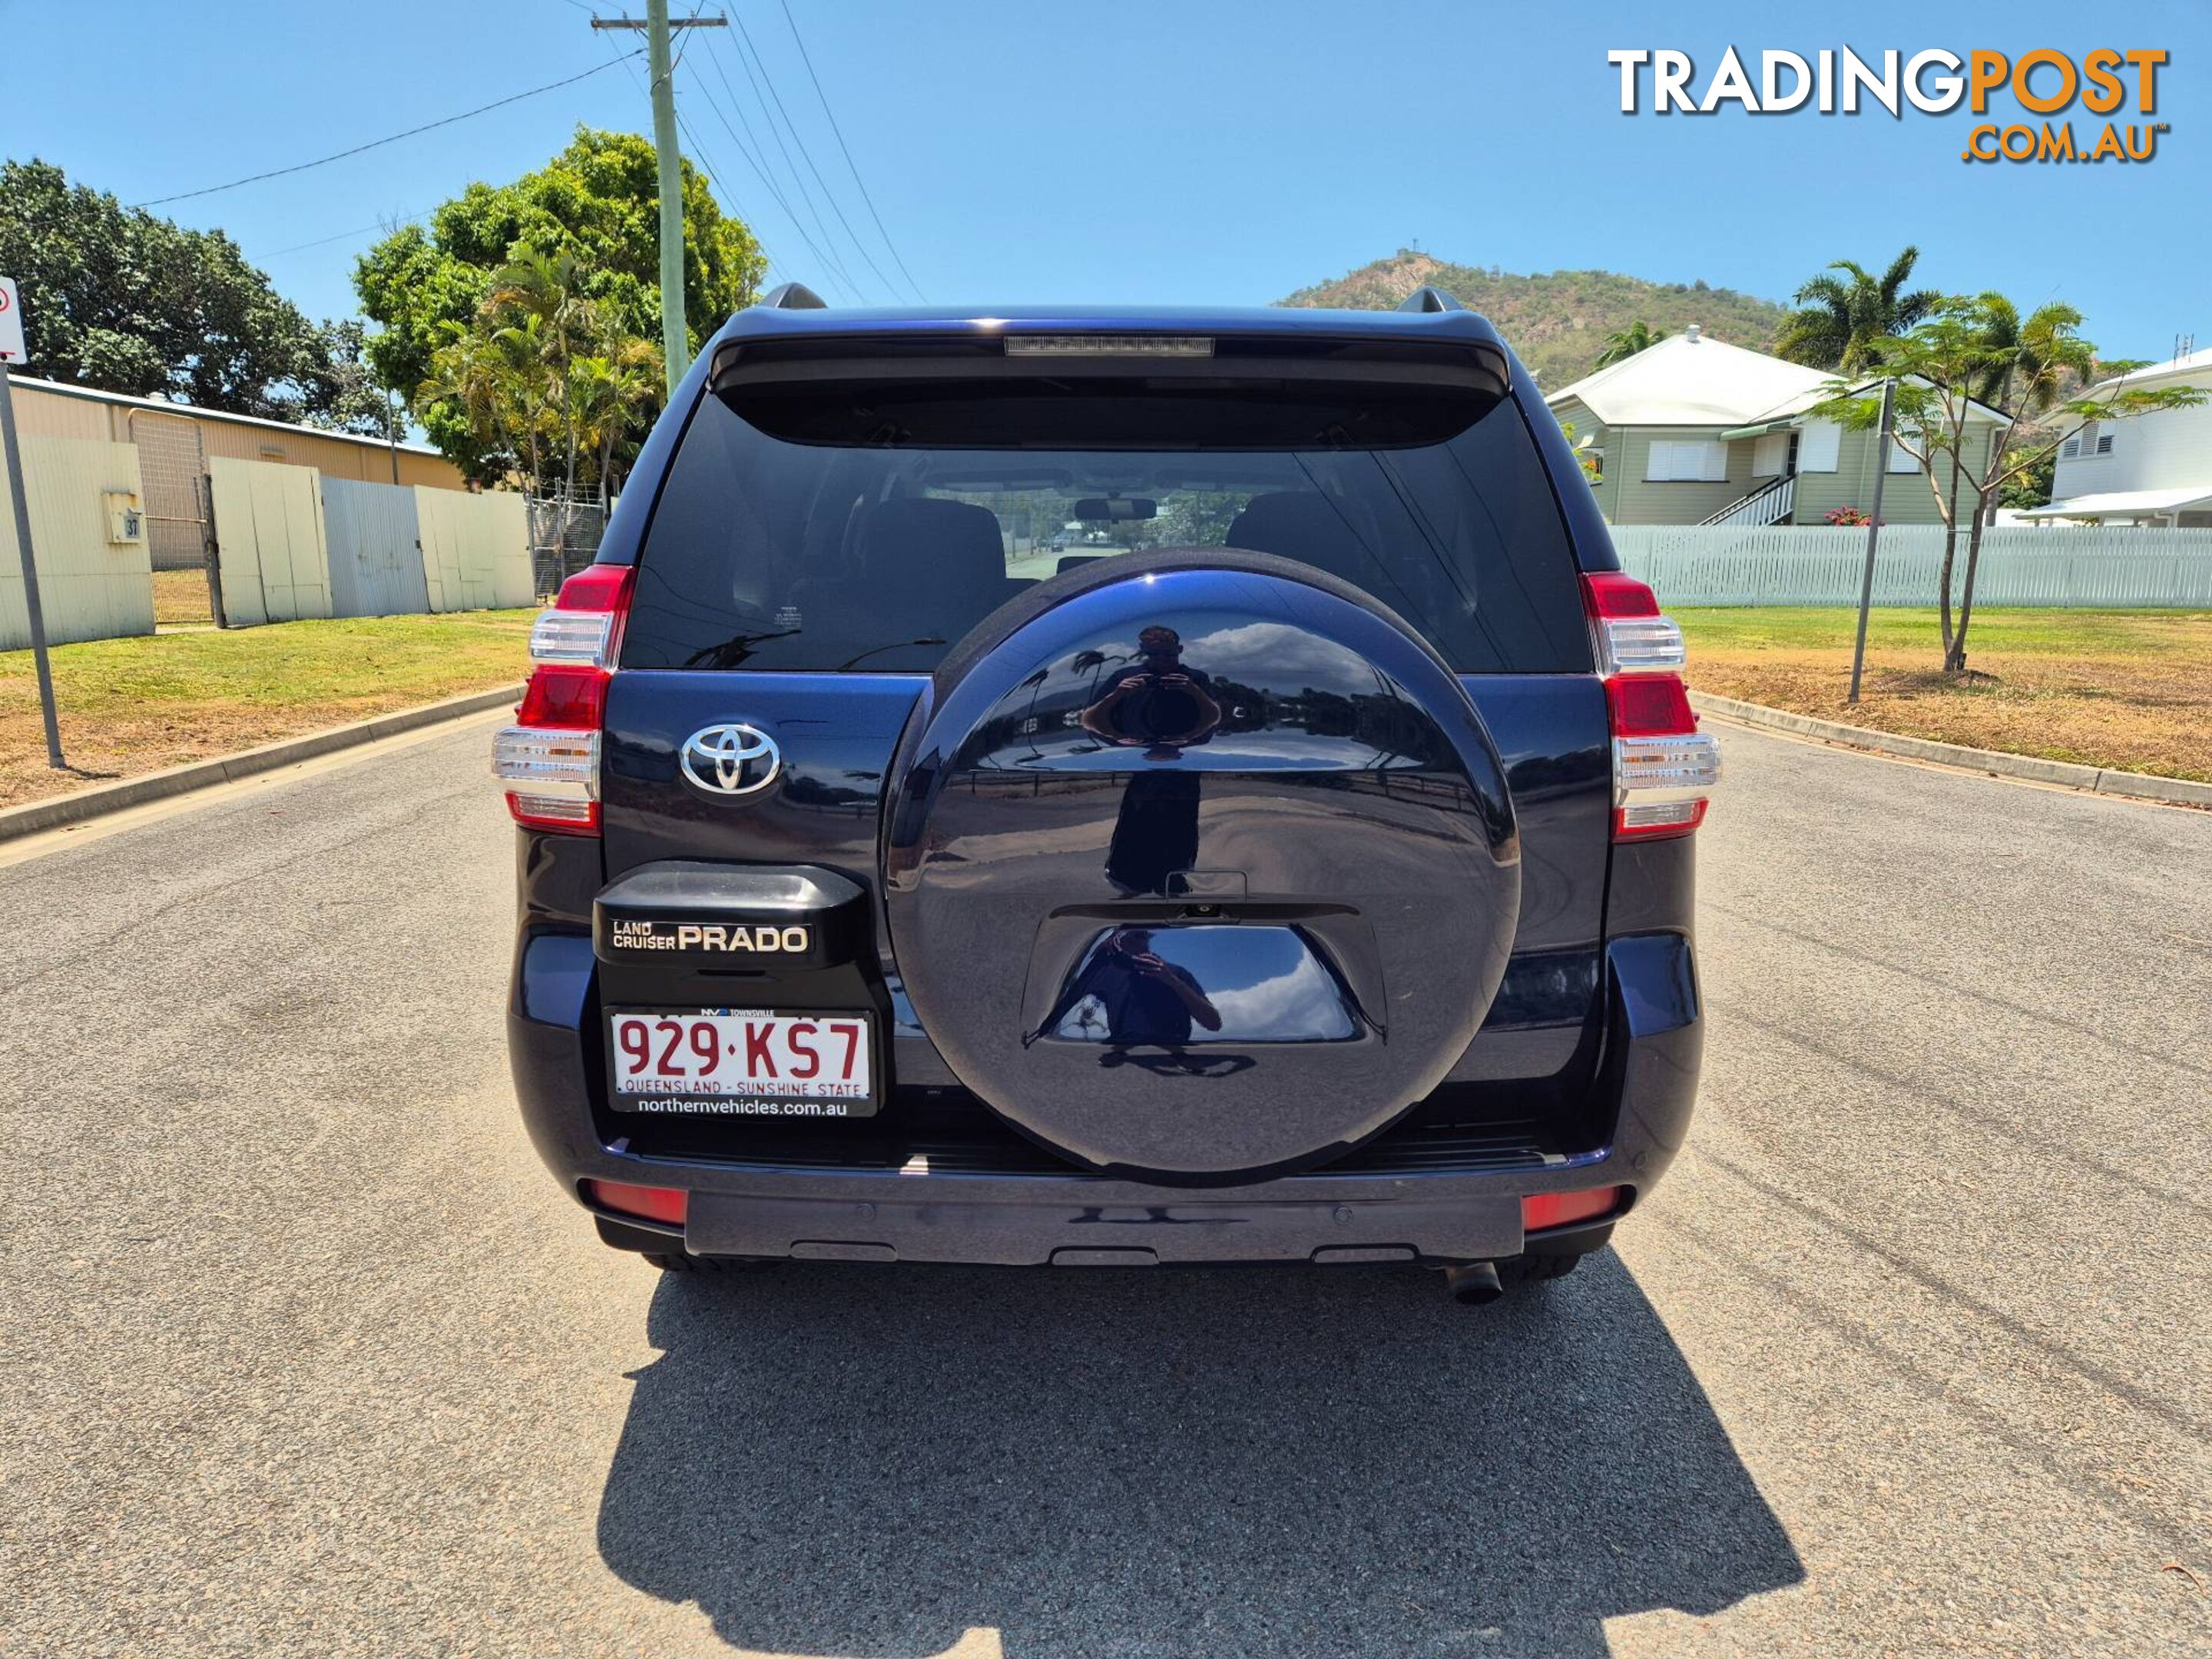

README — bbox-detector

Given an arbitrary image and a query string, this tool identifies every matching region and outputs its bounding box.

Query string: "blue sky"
[5,0,2207,359]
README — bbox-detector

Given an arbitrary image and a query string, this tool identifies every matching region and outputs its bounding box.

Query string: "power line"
[693,51,861,300]
[777,0,926,303]
[727,13,895,303]
[589,23,798,295]
[263,208,439,259]
[673,108,794,288]
[132,55,642,208]
[714,27,876,302]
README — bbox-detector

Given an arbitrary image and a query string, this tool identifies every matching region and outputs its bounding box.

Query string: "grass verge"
[1677,607,2212,783]
[1,611,531,810]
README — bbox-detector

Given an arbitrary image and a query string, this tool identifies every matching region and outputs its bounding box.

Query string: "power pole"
[592,7,727,397]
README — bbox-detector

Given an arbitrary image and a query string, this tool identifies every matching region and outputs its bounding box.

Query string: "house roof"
[2082,343,2212,399]
[1545,331,1832,427]
[2018,484,2212,519]
[1550,333,2013,431]
[7,373,445,458]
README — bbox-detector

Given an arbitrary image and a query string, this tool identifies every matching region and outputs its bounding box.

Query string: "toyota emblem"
[679,723,782,796]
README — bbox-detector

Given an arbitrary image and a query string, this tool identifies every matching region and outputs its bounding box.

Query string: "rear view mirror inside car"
[1073,498,1157,522]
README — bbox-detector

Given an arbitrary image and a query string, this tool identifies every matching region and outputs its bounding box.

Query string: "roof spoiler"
[1396,286,1465,314]
[760,281,829,310]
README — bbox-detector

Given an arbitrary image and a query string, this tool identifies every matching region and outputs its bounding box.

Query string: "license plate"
[606,1008,876,1116]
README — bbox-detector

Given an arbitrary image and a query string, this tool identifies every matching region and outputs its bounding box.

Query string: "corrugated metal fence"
[1612,525,2212,608]
[1,435,155,651]
[321,477,431,618]
[207,458,531,625]
[5,437,536,651]
[208,459,332,625]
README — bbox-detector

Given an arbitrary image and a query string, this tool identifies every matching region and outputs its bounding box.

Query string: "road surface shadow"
[598,1252,1799,1657]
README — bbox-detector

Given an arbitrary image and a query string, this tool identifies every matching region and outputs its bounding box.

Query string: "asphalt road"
[3,714,2207,1658]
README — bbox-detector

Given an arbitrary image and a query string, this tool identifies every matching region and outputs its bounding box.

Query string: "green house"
[1546,326,2008,528]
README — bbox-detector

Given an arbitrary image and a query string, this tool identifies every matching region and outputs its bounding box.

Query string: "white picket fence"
[1611,525,2212,608]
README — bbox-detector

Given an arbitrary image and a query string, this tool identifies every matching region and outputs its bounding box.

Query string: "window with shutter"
[1644,439,1730,482]
[1796,419,1840,472]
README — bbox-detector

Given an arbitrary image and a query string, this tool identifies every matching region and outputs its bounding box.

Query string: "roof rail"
[760,281,829,310]
[1396,286,1465,314]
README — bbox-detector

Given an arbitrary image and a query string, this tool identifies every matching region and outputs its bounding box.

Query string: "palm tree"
[485,247,604,501]
[573,336,663,505]
[416,326,526,478]
[1969,293,2093,416]
[1774,247,1942,373]
[1596,320,1667,367]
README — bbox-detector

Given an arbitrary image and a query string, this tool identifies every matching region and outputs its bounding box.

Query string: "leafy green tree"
[1813,296,2203,671]
[298,320,402,438]
[1775,247,1942,373]
[416,242,664,505]
[1995,446,2055,512]
[0,157,356,420]
[1595,321,1666,367]
[355,127,765,482]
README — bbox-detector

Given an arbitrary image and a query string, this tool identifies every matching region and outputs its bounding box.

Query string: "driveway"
[2,715,2205,1657]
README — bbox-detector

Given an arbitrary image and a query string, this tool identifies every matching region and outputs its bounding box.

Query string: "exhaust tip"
[1443,1260,1505,1306]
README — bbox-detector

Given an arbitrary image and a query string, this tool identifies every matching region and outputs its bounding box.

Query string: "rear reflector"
[1523,1186,1624,1232]
[587,1180,689,1227]
[495,563,634,835]
[1583,572,1717,843]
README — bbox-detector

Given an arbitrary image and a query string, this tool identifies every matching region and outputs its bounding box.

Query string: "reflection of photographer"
[1065,927,1223,1045]
[1080,626,1222,760]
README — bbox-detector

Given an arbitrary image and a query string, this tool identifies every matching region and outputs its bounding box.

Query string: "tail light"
[493,563,634,834]
[1582,571,1719,841]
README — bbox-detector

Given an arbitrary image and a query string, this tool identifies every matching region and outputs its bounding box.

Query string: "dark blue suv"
[497,286,1718,1303]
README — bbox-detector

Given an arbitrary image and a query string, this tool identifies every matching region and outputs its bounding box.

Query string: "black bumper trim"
[514,930,1701,1270]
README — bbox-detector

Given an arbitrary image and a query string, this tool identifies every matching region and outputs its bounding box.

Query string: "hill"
[1280,250,1790,391]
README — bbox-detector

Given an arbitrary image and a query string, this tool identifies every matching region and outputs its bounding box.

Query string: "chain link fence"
[528,494,609,599]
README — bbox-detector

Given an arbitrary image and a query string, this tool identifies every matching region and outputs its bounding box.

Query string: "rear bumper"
[508,931,1700,1268]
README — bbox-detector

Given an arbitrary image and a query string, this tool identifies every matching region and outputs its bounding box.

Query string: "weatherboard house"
[1545,326,2007,529]
[2021,344,2212,528]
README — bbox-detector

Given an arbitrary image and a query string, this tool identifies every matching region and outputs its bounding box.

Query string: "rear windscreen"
[625,373,1591,674]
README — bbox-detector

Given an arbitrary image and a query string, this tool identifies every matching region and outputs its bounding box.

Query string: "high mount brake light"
[1581,572,1719,843]
[492,564,634,835]
[1002,334,1216,357]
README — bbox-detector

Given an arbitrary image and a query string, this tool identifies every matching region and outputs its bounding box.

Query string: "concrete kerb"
[0,684,524,843]
[1690,690,2212,810]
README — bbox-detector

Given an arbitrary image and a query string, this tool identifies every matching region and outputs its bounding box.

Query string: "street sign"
[0,277,25,365]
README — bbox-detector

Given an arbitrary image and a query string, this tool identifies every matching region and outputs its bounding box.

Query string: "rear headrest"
[1223,492,1373,586]
[853,498,1006,593]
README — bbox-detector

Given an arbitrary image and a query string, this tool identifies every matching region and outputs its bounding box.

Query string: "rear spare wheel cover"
[884,551,1520,1184]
